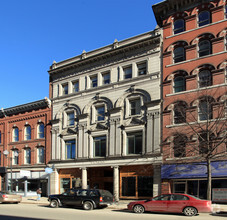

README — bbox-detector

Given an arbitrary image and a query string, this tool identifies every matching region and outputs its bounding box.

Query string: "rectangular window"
[37,147,44,163]
[96,106,105,121]
[124,66,132,79]
[73,81,79,92]
[65,140,76,159]
[130,99,141,115]
[94,136,106,157]
[62,84,68,95]
[127,132,142,155]
[67,112,75,126]
[90,75,97,88]
[137,62,147,76]
[24,149,31,164]
[24,126,31,140]
[13,128,19,142]
[102,72,110,85]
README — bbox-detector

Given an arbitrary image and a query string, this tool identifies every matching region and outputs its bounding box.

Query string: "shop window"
[12,127,19,142]
[173,135,186,157]
[102,72,110,85]
[96,105,105,121]
[12,150,19,165]
[94,136,106,157]
[24,125,31,141]
[127,132,142,155]
[90,75,97,88]
[73,81,79,93]
[174,19,185,34]
[60,178,70,194]
[198,40,211,57]
[198,99,212,121]
[198,70,212,88]
[122,177,136,196]
[174,103,186,124]
[138,176,153,197]
[173,47,185,63]
[124,66,132,79]
[198,11,210,27]
[137,62,147,76]
[62,83,68,95]
[37,123,44,139]
[65,140,76,159]
[37,147,44,164]
[24,148,31,164]
[129,98,141,116]
[174,75,186,93]
[67,112,75,126]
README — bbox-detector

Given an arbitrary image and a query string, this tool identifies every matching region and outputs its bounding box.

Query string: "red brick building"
[153,0,226,200]
[0,99,51,196]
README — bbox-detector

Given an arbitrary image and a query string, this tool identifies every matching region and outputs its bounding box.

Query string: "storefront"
[161,161,227,200]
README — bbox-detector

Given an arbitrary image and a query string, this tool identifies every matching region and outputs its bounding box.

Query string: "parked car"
[0,191,22,204]
[128,193,212,216]
[48,188,113,210]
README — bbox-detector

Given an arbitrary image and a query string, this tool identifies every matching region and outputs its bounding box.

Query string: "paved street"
[0,203,226,220]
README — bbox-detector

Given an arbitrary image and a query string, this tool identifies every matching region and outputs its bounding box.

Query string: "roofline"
[0,98,51,118]
[48,28,161,74]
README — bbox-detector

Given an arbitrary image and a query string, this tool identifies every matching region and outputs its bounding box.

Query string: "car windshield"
[187,194,202,200]
[98,190,112,197]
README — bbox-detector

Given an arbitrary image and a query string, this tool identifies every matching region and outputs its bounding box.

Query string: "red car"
[127,193,212,216]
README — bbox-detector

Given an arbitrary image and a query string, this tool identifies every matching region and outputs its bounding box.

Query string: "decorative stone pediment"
[123,116,145,127]
[60,127,77,136]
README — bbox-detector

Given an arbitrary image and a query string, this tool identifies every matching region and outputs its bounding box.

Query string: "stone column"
[113,166,119,202]
[153,111,160,153]
[50,169,59,194]
[153,165,161,197]
[82,168,87,189]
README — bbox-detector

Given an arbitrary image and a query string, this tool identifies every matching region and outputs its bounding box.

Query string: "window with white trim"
[198,11,210,27]
[124,66,132,79]
[127,132,142,155]
[174,19,185,34]
[37,123,44,139]
[37,147,44,164]
[102,72,110,85]
[12,150,19,165]
[137,62,147,76]
[24,148,31,164]
[65,140,76,159]
[93,136,106,157]
[198,100,212,121]
[90,75,98,88]
[12,127,19,142]
[96,105,105,121]
[129,98,141,116]
[62,83,68,95]
[67,112,75,126]
[198,40,211,57]
[198,70,212,88]
[73,81,79,93]
[24,125,31,140]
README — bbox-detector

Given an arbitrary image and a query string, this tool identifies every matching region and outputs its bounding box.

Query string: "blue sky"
[0,0,160,109]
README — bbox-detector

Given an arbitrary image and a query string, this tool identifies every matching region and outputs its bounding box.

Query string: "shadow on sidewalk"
[0,215,43,220]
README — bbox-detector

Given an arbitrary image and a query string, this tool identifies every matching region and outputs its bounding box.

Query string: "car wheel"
[83,201,94,210]
[50,199,59,208]
[133,204,145,214]
[183,206,197,216]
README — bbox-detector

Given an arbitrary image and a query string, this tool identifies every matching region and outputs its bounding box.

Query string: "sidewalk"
[21,196,227,212]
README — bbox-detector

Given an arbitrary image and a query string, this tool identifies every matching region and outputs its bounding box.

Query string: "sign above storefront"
[162,161,227,179]
[20,170,31,177]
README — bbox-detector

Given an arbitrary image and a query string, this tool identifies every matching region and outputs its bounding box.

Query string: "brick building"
[0,98,51,196]
[48,30,162,201]
[153,0,227,200]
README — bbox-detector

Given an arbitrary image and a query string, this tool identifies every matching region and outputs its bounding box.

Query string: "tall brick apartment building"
[153,0,226,199]
[0,99,51,196]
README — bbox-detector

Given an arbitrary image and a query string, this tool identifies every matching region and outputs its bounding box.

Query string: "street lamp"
[3,150,18,192]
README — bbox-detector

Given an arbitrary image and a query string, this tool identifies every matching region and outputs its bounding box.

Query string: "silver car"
[0,191,22,204]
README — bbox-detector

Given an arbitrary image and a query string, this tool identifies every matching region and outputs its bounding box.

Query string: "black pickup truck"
[48,188,113,210]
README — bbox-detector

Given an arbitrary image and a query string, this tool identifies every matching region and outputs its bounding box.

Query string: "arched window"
[199,40,211,57]
[37,123,44,139]
[37,147,44,164]
[173,135,186,157]
[174,75,186,93]
[174,19,185,34]
[198,70,212,87]
[12,127,19,142]
[198,99,212,121]
[24,148,31,164]
[174,102,186,124]
[198,11,210,27]
[24,125,31,140]
[12,150,19,165]
[174,47,185,63]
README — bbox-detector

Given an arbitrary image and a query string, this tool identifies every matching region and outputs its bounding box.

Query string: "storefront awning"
[161,161,227,179]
